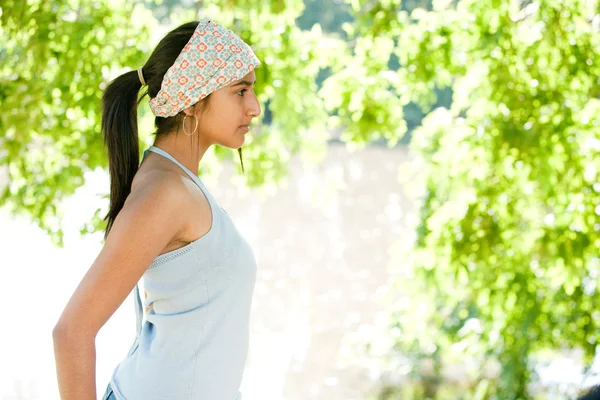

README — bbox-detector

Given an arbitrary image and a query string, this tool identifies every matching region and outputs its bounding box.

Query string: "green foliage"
[0,0,152,245]
[382,0,600,398]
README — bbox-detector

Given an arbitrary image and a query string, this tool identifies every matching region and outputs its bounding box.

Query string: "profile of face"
[185,70,261,150]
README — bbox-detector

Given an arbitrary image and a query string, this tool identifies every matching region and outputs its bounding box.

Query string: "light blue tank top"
[108,145,257,400]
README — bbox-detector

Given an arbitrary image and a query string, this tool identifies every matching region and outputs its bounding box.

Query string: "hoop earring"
[183,114,198,136]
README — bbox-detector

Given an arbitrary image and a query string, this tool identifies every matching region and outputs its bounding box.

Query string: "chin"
[217,140,244,150]
[215,131,245,149]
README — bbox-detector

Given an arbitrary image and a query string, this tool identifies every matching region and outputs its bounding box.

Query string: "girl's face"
[191,70,261,149]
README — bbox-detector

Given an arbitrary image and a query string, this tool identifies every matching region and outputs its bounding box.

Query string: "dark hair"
[101,20,244,239]
[579,385,600,400]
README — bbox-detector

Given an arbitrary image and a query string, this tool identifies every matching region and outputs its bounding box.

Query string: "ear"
[182,105,195,117]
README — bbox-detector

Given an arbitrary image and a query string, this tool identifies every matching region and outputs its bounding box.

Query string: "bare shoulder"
[128,168,186,205]
[52,170,190,337]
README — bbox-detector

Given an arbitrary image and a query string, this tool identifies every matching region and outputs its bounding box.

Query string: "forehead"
[228,70,256,86]
[240,70,256,81]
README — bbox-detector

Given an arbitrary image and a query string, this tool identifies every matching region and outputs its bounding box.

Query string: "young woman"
[53,17,262,400]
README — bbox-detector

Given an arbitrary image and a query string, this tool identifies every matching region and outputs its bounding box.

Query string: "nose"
[247,92,261,119]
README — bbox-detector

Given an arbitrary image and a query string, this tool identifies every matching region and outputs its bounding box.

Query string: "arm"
[52,179,187,400]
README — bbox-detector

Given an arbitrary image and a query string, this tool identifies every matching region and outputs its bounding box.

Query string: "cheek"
[201,95,245,131]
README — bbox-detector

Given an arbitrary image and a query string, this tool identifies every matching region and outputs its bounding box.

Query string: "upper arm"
[53,179,187,338]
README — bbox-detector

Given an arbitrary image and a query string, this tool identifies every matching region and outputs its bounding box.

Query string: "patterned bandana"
[148,17,261,118]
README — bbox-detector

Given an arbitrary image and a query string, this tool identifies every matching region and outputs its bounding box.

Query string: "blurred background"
[1,0,599,399]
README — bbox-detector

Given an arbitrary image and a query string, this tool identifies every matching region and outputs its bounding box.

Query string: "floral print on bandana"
[149,17,261,118]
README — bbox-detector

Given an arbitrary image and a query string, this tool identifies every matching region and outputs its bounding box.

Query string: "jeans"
[101,382,116,400]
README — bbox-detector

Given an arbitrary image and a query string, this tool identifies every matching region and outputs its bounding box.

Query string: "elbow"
[52,321,96,343]
[52,323,67,341]
[52,318,76,342]
[53,315,70,339]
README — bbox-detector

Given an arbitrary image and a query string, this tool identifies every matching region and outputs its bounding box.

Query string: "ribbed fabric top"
[109,145,257,400]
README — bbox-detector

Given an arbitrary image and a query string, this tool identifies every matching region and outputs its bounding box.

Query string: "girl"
[53,17,262,400]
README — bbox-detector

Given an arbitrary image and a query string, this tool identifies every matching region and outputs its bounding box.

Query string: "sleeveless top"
[108,145,258,400]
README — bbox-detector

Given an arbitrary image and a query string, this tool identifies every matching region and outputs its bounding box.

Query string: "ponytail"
[100,21,199,240]
[101,70,144,239]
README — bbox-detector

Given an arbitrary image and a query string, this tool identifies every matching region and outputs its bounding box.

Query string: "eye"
[236,89,247,96]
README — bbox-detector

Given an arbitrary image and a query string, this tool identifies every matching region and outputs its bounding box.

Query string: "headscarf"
[148,17,261,118]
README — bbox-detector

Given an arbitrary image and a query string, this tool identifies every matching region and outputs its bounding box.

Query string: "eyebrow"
[231,79,256,87]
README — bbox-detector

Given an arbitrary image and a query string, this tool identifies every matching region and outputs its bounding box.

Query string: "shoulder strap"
[145,145,205,191]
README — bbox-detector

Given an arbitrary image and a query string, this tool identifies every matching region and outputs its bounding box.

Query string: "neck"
[152,131,212,176]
